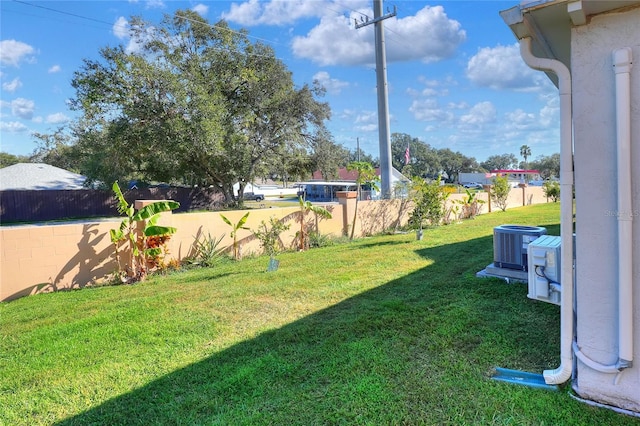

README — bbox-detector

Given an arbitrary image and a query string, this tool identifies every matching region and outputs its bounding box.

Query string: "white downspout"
[573,47,634,378]
[519,37,574,385]
[614,47,634,370]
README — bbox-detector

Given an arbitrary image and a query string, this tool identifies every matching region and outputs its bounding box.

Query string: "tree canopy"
[69,10,330,203]
[480,153,519,172]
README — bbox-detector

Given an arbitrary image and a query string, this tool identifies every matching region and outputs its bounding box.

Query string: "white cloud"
[144,0,165,9]
[459,101,496,126]
[2,78,22,93]
[223,0,338,26]
[291,5,465,66]
[0,40,36,67]
[192,4,209,16]
[384,6,465,63]
[291,14,372,66]
[356,123,377,132]
[48,65,61,73]
[353,110,378,132]
[46,113,70,124]
[505,108,536,129]
[409,99,454,123]
[113,16,130,39]
[0,121,28,132]
[10,98,35,120]
[466,44,541,91]
[313,71,348,95]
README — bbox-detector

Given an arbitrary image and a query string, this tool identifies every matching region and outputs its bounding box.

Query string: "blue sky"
[0,0,560,163]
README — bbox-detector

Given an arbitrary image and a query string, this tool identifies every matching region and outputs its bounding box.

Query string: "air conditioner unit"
[493,225,547,271]
[527,235,562,305]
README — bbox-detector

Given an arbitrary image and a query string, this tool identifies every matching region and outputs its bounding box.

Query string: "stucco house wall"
[571,7,640,411]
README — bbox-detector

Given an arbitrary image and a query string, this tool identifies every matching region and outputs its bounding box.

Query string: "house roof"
[0,163,88,190]
[312,167,409,182]
[500,0,640,85]
[491,169,540,174]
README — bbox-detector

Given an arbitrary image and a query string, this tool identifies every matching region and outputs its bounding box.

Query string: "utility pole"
[355,1,396,199]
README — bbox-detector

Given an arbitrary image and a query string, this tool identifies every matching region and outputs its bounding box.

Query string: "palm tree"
[520,145,532,169]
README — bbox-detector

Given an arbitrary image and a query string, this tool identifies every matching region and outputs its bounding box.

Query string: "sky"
[0,0,561,163]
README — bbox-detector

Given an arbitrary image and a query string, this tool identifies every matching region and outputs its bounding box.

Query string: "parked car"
[462,182,483,189]
[242,192,265,201]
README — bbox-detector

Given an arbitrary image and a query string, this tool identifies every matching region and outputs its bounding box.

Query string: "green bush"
[409,177,448,228]
[543,180,560,202]
[491,176,510,212]
[252,216,290,257]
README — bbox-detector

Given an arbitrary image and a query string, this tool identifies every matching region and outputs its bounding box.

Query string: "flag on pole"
[404,143,410,165]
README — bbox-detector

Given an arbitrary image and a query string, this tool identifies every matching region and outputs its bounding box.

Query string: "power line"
[10,0,286,49]
[12,0,117,28]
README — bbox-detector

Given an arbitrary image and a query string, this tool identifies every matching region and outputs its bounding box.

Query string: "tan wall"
[446,186,549,215]
[0,187,549,302]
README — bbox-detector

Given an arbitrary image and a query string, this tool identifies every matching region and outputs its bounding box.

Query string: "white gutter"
[573,47,634,378]
[519,37,574,385]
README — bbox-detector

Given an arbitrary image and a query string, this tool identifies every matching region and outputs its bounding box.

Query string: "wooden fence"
[0,187,225,223]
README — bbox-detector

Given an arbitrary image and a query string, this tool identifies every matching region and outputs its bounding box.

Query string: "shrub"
[252,217,290,258]
[491,176,510,212]
[456,189,486,219]
[543,180,560,202]
[409,177,449,229]
[186,232,227,267]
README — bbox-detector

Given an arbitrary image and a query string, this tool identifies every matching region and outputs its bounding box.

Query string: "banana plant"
[456,188,485,219]
[297,196,332,251]
[110,182,179,282]
[220,212,250,260]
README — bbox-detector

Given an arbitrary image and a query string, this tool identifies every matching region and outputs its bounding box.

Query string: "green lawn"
[1,203,637,425]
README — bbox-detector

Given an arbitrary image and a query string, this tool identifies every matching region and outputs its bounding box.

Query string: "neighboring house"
[459,170,541,187]
[303,167,409,201]
[0,163,87,191]
[491,169,541,184]
[502,0,639,414]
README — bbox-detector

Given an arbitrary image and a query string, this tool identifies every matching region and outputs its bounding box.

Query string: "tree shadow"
[55,234,567,425]
[358,199,411,237]
[7,224,115,300]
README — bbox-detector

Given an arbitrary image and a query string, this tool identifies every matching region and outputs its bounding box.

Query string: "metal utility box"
[493,225,547,271]
[527,235,562,305]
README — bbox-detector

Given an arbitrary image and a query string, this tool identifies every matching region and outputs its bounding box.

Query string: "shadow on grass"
[56,225,623,425]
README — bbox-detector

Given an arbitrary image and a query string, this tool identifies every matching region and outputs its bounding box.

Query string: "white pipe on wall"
[519,37,574,385]
[574,47,634,376]
[613,47,634,368]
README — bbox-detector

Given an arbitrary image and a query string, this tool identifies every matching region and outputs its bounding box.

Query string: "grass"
[0,203,637,425]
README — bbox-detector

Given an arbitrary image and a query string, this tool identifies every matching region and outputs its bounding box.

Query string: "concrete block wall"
[1,188,548,302]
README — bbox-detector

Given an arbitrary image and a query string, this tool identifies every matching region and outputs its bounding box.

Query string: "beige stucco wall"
[0,197,396,302]
[1,187,549,303]
[446,186,549,215]
[571,7,640,412]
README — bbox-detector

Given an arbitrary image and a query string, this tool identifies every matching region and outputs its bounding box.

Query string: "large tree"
[480,153,519,172]
[529,153,560,179]
[70,10,330,203]
[0,152,28,168]
[436,148,477,183]
[310,130,349,180]
[390,133,440,179]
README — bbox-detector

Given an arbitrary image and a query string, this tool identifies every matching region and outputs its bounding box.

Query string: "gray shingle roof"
[0,163,87,190]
